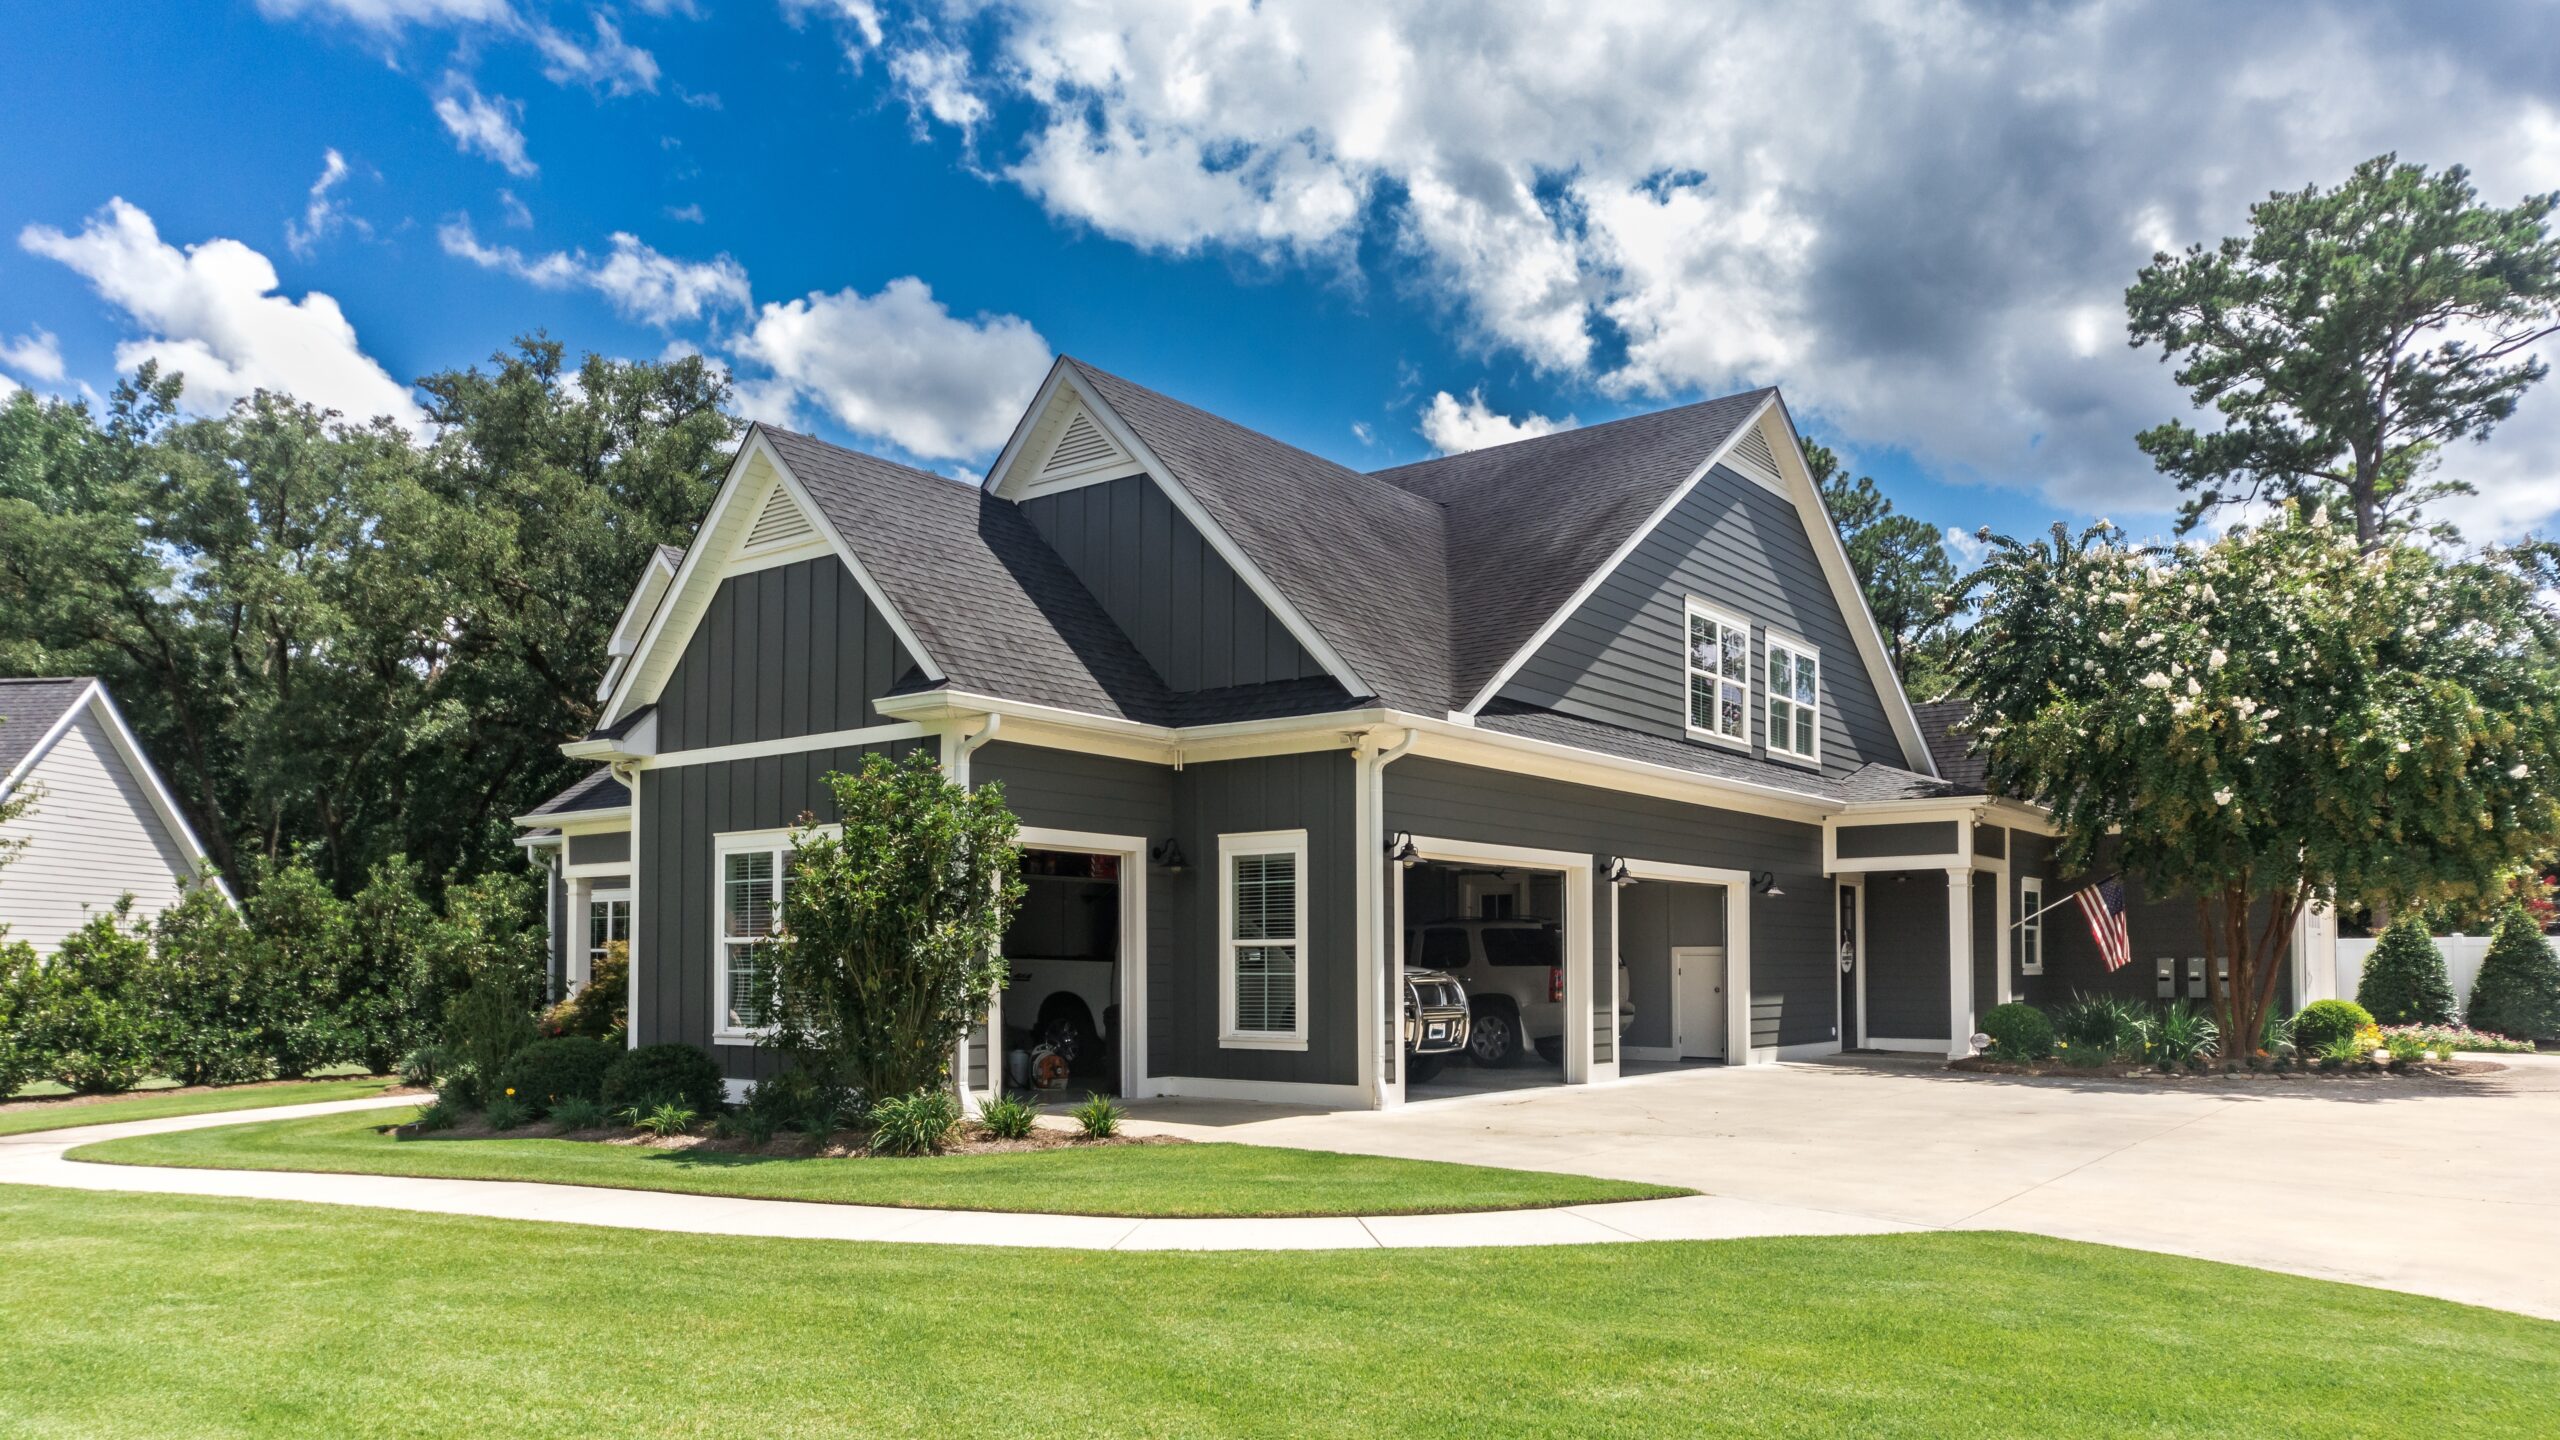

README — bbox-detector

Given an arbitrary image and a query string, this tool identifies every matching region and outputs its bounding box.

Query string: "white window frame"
[1219,829,1310,1051]
[2018,878,2043,976]
[585,887,631,987]
[1682,598,1752,750]
[711,826,830,1045]
[1764,632,1822,767]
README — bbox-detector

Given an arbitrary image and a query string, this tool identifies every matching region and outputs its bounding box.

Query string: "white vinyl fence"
[2334,935,2493,1018]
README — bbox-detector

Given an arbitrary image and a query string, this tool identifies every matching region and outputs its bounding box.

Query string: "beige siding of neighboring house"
[0,710,200,953]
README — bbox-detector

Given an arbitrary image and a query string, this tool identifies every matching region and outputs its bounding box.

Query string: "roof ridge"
[1367,386,1774,484]
[0,675,99,686]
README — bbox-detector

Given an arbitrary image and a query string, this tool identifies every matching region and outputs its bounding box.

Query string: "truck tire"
[1467,1002,1524,1068]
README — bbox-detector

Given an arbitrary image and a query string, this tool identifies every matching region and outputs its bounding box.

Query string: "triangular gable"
[984,359,1375,700]
[0,680,235,906]
[598,428,945,730]
[1456,394,1936,776]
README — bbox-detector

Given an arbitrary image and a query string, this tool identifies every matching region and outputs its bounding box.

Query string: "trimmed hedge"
[493,1036,619,1117]
[600,1043,724,1116]
[2356,917,2456,1026]
[2290,998,2374,1054]
[1979,1003,2054,1062]
[2469,905,2560,1040]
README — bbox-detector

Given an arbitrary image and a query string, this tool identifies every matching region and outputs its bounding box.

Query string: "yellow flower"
[505,1088,516,1096]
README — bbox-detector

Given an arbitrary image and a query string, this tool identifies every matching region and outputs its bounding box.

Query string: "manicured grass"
[0,1186,2552,1438]
[69,1104,1687,1217]
[0,1076,401,1137]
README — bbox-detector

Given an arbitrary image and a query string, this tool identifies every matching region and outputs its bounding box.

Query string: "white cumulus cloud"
[1419,388,1574,455]
[0,328,68,385]
[435,76,536,176]
[532,12,659,96]
[734,277,1053,461]
[253,0,511,27]
[284,148,370,259]
[439,218,750,327]
[19,198,422,430]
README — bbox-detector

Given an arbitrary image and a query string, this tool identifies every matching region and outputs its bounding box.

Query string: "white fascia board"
[84,684,238,907]
[986,366,1374,703]
[511,805,632,830]
[598,428,945,730]
[0,679,97,801]
[1761,395,1939,776]
[595,547,682,702]
[1457,394,1776,717]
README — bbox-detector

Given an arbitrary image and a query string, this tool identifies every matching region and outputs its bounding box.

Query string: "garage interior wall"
[1618,881,1726,1052]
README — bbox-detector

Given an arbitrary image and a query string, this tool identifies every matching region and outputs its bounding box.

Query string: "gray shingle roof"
[1372,389,1773,706]
[1068,360,1454,712]
[1912,700,1987,790]
[525,766,628,818]
[0,677,96,782]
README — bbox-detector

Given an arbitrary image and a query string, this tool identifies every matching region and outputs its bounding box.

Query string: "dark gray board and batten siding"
[1383,756,1835,1053]
[566,832,629,867]
[654,557,915,751]
[1498,463,1905,779]
[1018,474,1326,692]
[1862,873,1950,1039]
[1835,821,1959,860]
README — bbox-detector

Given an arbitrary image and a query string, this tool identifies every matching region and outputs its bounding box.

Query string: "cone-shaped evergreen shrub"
[2468,905,2560,1041]
[2356,916,2456,1026]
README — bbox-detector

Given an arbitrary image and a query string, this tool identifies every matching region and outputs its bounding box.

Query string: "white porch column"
[1946,866,1975,1059]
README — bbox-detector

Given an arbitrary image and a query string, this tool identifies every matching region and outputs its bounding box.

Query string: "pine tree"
[2467,905,2560,1040]
[2357,916,2457,1025]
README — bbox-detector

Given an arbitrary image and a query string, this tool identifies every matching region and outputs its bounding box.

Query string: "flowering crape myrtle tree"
[768,751,1025,1103]
[1955,505,2560,1052]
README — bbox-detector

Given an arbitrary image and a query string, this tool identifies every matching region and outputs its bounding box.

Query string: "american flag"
[2074,878,2131,972]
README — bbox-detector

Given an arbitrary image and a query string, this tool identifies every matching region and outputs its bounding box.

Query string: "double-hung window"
[1765,636,1821,764]
[1684,599,1750,747]
[1220,830,1308,1050]
[715,831,796,1042]
[584,889,630,986]
[2019,878,2044,976]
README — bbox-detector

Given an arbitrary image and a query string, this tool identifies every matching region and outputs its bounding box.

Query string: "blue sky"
[4,1,2557,553]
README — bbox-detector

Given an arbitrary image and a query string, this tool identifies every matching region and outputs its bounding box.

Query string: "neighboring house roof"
[0,677,94,790]
[522,766,629,819]
[1372,389,1773,709]
[1912,700,1987,791]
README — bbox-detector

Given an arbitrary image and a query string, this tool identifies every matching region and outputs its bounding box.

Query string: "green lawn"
[68,1104,1686,1217]
[0,1076,401,1137]
[0,1186,2550,1438]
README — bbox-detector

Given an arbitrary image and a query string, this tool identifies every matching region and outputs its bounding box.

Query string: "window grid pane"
[1766,643,1818,760]
[724,851,775,938]
[1232,852,1298,942]
[1231,943,1298,1033]
[726,941,769,1029]
[1687,611,1748,741]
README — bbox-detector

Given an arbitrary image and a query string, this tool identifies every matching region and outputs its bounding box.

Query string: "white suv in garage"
[1405,918,1634,1068]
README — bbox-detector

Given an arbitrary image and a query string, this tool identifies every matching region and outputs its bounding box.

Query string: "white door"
[1674,945,1726,1060]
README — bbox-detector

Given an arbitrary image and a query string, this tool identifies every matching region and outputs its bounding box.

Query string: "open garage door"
[1398,848,1620,1099]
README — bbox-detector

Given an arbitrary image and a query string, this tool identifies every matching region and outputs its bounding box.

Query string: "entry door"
[1837,883,1860,1047]
[1674,946,1726,1060]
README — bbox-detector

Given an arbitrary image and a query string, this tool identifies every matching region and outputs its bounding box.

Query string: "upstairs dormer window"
[1766,636,1820,764]
[1685,599,1749,748]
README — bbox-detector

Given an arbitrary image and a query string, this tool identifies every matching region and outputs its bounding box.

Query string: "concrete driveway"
[1125,1053,2560,1320]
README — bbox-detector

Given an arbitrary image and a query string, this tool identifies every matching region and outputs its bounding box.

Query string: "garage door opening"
[999,848,1123,1097]
[1617,878,1734,1067]
[1401,858,1618,1098]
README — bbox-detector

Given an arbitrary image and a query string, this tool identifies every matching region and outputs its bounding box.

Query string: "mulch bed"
[0,1078,420,1114]
[393,1118,1186,1158]
[1949,1056,2504,1083]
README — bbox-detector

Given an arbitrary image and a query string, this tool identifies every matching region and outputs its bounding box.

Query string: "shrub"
[2052,992,2148,1064]
[33,909,159,1093]
[398,1045,450,1089]
[494,1036,618,1117]
[240,859,354,1078]
[978,1092,1039,1141]
[1071,1091,1123,1140]
[0,939,48,1097]
[713,1105,784,1145]
[2357,917,2457,1027]
[1978,1003,2054,1063]
[765,752,1023,1101]
[2291,999,2375,1055]
[2468,904,2560,1041]
[2381,1023,2533,1054]
[337,856,445,1075]
[147,885,268,1087]
[2382,1030,2432,1066]
[442,973,539,1110]
[868,1090,961,1156]
[601,1043,724,1116]
[408,1099,461,1132]
[547,1097,610,1131]
[482,1093,532,1130]
[539,941,628,1040]
[2151,1000,2220,1070]
[630,1101,697,1138]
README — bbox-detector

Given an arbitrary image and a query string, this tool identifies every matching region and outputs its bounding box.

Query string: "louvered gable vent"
[742,484,816,551]
[1030,404,1136,489]
[1728,427,1782,486]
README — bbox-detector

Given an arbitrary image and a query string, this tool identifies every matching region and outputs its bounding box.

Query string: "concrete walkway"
[0,1094,1910,1252]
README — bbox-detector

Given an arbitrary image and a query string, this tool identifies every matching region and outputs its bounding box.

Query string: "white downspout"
[1367,728,1420,1106]
[947,714,1003,1117]
[609,758,642,1054]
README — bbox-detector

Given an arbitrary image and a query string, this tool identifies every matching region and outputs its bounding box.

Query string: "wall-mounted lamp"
[1606,856,1638,888]
[1751,870,1786,897]
[1149,838,1188,874]
[1387,832,1422,868]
